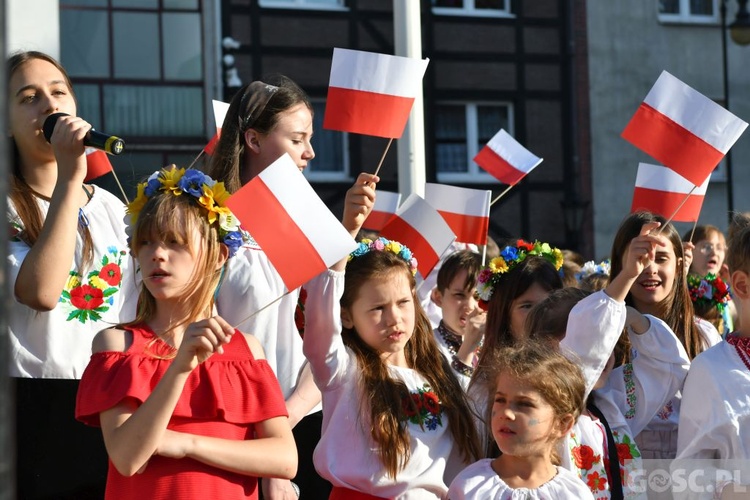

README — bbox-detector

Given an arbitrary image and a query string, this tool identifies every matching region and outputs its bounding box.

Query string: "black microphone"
[43,112,125,155]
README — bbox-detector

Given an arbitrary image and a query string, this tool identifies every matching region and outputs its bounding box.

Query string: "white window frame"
[657,0,718,24]
[435,101,515,184]
[259,0,348,11]
[303,100,351,183]
[432,0,514,18]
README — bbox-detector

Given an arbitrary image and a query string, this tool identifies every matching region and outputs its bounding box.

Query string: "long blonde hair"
[341,250,480,478]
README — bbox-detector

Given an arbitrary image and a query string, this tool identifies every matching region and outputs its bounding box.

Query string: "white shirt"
[673,339,750,499]
[7,188,137,378]
[447,460,594,500]
[304,270,460,499]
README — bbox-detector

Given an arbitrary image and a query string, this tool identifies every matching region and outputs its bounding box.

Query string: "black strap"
[587,399,624,500]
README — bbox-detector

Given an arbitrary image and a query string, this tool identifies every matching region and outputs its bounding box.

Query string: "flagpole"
[372,138,394,178]
[490,184,513,206]
[481,244,487,266]
[187,149,205,171]
[658,185,698,233]
[230,292,290,330]
[110,170,130,204]
[688,219,699,242]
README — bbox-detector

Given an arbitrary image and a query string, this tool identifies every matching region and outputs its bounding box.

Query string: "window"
[304,101,350,182]
[60,0,205,140]
[658,0,717,23]
[435,102,513,183]
[432,0,513,18]
[259,0,347,10]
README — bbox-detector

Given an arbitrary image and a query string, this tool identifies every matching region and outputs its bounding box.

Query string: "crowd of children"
[8,49,750,500]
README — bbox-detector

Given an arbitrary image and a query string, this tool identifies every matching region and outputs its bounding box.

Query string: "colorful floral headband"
[349,237,418,276]
[576,259,611,282]
[126,166,248,257]
[476,239,564,310]
[687,273,731,313]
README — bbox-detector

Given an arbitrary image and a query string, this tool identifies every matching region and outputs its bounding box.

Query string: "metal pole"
[722,0,736,219]
[393,0,426,197]
[0,0,16,496]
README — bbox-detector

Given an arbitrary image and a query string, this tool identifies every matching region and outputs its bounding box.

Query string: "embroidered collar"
[727,334,750,371]
[437,321,462,355]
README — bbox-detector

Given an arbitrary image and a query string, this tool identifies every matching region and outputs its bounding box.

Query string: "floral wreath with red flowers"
[687,272,731,313]
[126,166,249,258]
[475,239,564,311]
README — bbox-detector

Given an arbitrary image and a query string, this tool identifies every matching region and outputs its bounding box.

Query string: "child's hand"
[682,241,695,275]
[154,429,192,460]
[174,316,234,372]
[462,305,486,351]
[622,221,666,280]
[342,172,379,237]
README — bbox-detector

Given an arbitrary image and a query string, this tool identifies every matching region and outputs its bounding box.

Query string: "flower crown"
[576,259,611,282]
[476,239,564,310]
[126,166,248,258]
[348,237,418,276]
[687,273,731,313]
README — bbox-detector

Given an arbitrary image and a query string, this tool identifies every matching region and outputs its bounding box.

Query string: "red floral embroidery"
[69,285,104,310]
[573,444,600,470]
[586,471,607,491]
[295,287,307,338]
[616,442,633,465]
[99,263,122,286]
[423,391,440,414]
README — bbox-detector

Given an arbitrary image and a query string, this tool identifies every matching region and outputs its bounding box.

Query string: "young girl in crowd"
[75,166,296,499]
[7,50,136,498]
[430,249,485,388]
[608,212,721,460]
[525,221,691,498]
[206,76,376,498]
[468,239,564,455]
[447,342,594,499]
[683,224,735,335]
[303,237,481,498]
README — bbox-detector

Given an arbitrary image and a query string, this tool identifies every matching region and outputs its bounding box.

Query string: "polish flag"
[323,48,429,138]
[84,148,113,182]
[622,70,748,186]
[204,100,230,155]
[425,183,491,245]
[226,153,358,292]
[363,190,401,231]
[473,129,543,186]
[380,194,456,278]
[631,162,710,223]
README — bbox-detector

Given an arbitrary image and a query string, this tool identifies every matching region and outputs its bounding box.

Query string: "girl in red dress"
[76,165,296,499]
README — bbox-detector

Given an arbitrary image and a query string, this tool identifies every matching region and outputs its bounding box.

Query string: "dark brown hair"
[609,211,702,360]
[341,250,480,477]
[206,75,313,193]
[7,51,95,271]
[436,249,482,293]
[525,287,592,343]
[727,213,750,275]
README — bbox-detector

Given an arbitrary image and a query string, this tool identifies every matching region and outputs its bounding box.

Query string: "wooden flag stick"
[490,184,513,207]
[187,149,205,171]
[657,185,698,234]
[110,170,130,204]
[688,219,699,242]
[231,292,290,330]
[372,138,394,178]
[481,244,487,267]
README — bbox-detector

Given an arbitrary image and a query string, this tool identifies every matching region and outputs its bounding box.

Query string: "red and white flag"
[226,153,358,292]
[323,48,429,139]
[622,70,748,186]
[363,190,401,231]
[380,193,456,279]
[425,183,491,245]
[204,100,230,155]
[631,162,710,222]
[84,148,113,182]
[473,129,543,186]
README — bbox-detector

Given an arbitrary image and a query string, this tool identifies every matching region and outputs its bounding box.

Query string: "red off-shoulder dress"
[76,324,288,500]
